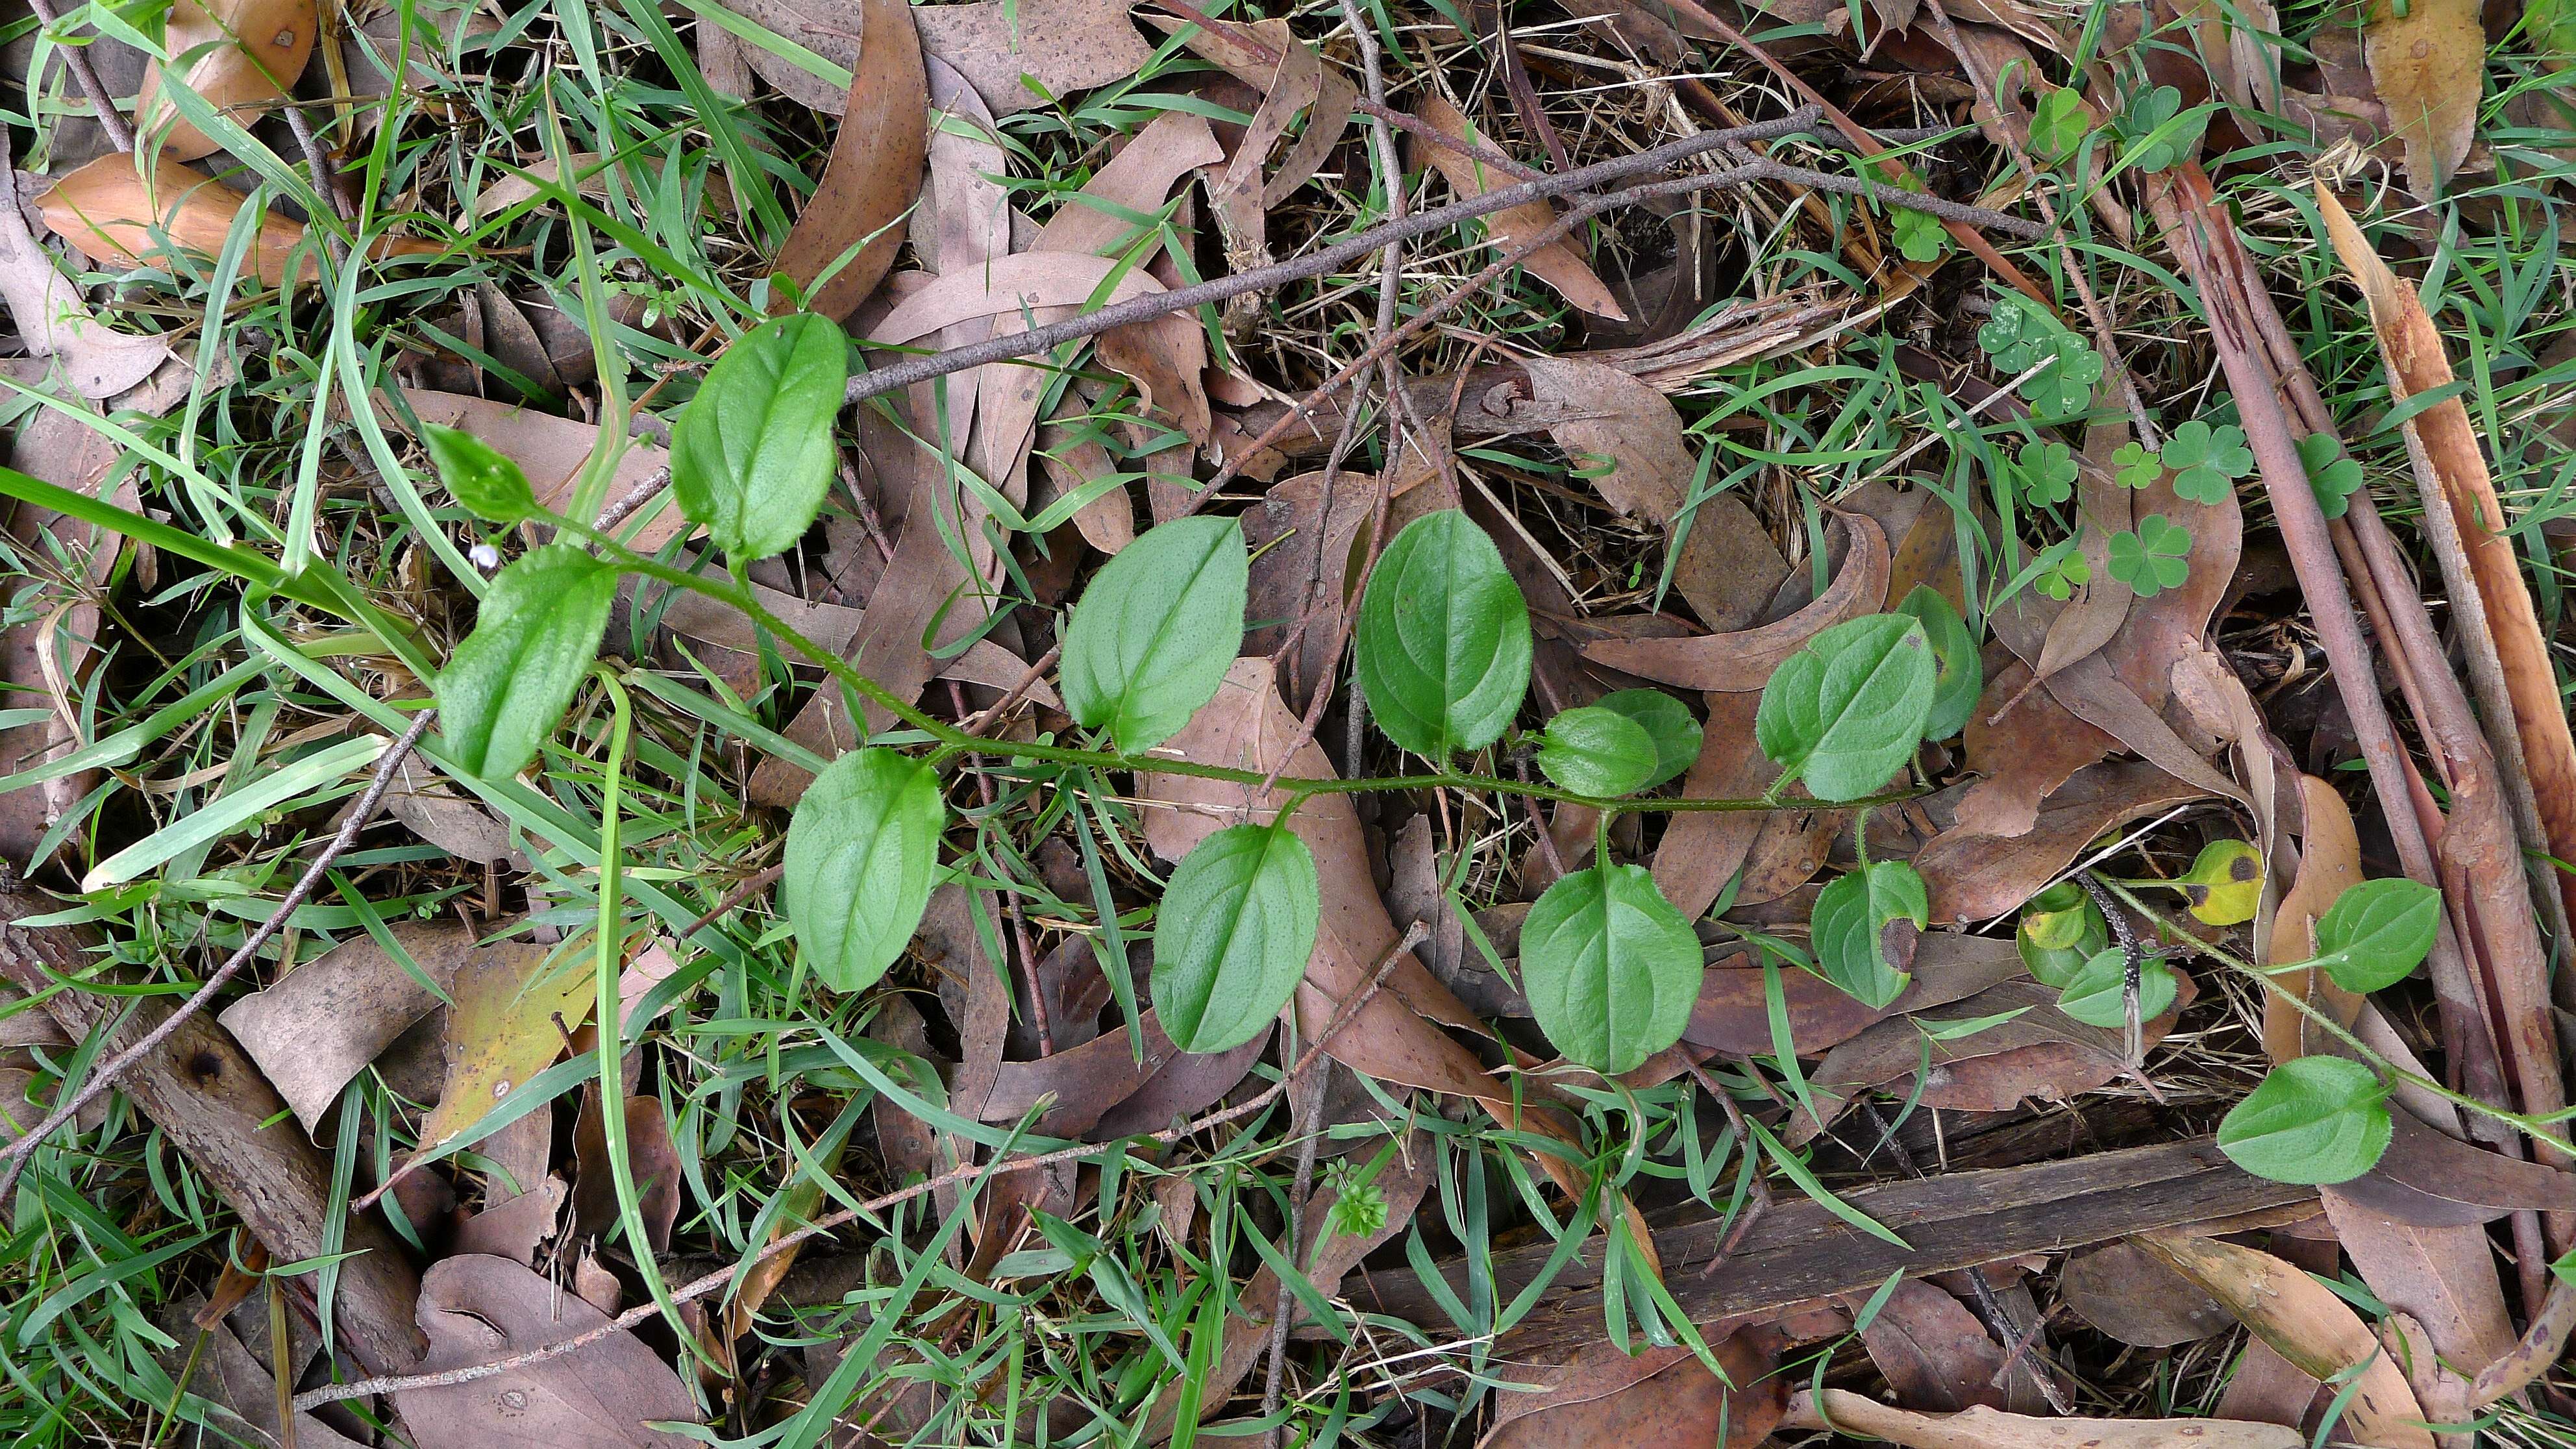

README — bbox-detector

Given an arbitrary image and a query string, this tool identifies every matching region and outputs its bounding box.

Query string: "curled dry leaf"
[394,1254,699,1447]
[2318,185,2576,932]
[451,1174,569,1267]
[0,138,167,397]
[1582,512,1891,690]
[138,0,319,161]
[1783,1389,2301,1449]
[771,0,928,321]
[38,153,436,287]
[217,921,480,1133]
[2139,1232,2434,1449]
[1854,1278,2010,1413]
[2262,774,2364,1063]
[1784,971,2197,1146]
[2058,1240,2234,1348]
[1481,1331,1785,1449]
[1916,760,2208,924]
[1648,692,1774,918]
[915,0,1155,114]
[2360,0,2483,195]
[1413,93,1626,320]
[573,1092,684,1253]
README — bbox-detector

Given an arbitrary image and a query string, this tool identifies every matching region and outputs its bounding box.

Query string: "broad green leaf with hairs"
[1356,510,1531,759]
[1809,859,1926,1008]
[1893,585,1981,741]
[2055,949,2179,1028]
[1521,863,1700,1074]
[670,314,849,560]
[1594,688,1701,789]
[2216,1057,2390,1185]
[436,543,617,779]
[1535,706,1657,797]
[783,748,946,993]
[421,424,535,522]
[1151,823,1319,1053]
[1061,515,1248,753]
[1755,613,1935,800]
[2308,876,2442,993]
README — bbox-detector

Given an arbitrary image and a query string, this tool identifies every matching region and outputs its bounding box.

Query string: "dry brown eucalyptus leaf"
[137,0,318,161]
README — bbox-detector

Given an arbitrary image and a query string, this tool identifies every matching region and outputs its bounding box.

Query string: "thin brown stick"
[0,709,436,1195]
[27,0,136,154]
[295,921,1428,1411]
[846,111,2048,414]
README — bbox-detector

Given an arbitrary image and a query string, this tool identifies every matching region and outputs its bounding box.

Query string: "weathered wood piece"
[1355,1137,2316,1360]
[0,869,424,1372]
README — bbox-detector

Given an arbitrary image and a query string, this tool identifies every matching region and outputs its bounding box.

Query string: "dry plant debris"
[0,0,2573,1446]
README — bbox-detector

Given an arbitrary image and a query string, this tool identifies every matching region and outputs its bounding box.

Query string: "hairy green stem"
[2098,879,2576,1158]
[564,515,1907,816]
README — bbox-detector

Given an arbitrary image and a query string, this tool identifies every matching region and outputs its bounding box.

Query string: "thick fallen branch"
[0,869,426,1373]
[1353,1137,2316,1361]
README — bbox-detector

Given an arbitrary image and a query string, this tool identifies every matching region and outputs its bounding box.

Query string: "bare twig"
[0,710,436,1196]
[846,110,2047,414]
[27,0,136,154]
[296,921,1428,1411]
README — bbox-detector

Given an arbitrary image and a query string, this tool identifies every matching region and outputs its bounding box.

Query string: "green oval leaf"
[1809,860,1927,1008]
[435,543,617,779]
[1355,510,1532,760]
[421,423,535,522]
[1535,706,1658,797]
[1150,823,1320,1054]
[1594,688,1702,789]
[1521,863,1701,1074]
[1893,585,1981,742]
[1061,516,1249,753]
[2055,948,2179,1028]
[2216,1056,2391,1185]
[1755,613,1936,801]
[2309,877,2442,994]
[670,314,850,561]
[782,748,946,993]
[2017,887,2107,989]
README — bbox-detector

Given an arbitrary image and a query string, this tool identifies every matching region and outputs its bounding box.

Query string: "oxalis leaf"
[1755,612,1935,801]
[1151,823,1320,1054]
[1354,510,1532,760]
[2216,1056,2391,1185]
[2056,948,2179,1028]
[670,314,850,561]
[1809,859,1926,1009]
[1061,515,1248,753]
[436,543,617,779]
[1535,705,1658,797]
[782,749,946,993]
[1594,688,1701,789]
[2307,876,2442,994]
[1521,863,1701,1074]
